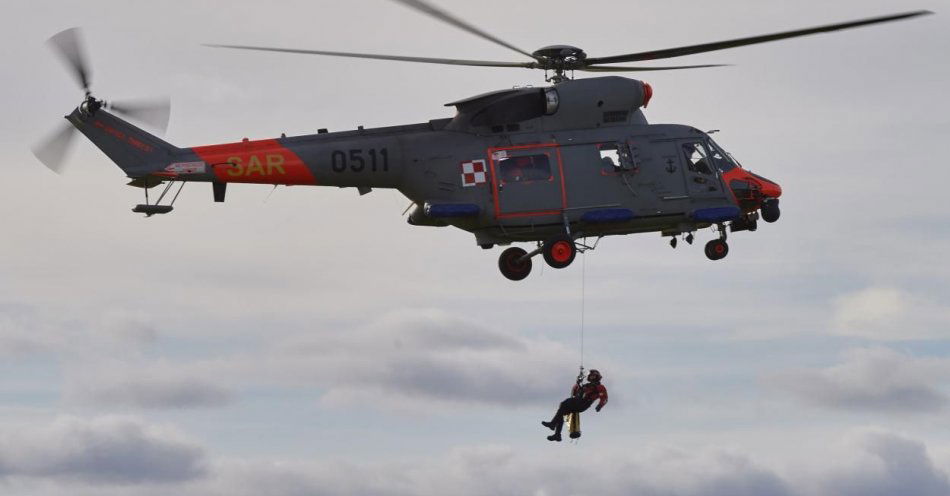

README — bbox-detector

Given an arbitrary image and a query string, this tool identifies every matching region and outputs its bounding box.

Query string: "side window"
[599,144,621,171]
[598,142,636,172]
[682,142,713,175]
[499,154,552,184]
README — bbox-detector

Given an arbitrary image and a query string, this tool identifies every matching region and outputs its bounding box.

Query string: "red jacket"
[572,382,608,410]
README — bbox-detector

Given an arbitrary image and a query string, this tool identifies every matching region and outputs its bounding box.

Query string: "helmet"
[587,369,602,382]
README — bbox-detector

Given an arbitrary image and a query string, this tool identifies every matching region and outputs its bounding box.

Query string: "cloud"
[0,416,206,485]
[0,308,60,355]
[0,306,158,357]
[65,361,234,409]
[815,429,950,496]
[256,309,580,410]
[198,444,792,496]
[769,347,950,413]
[0,425,946,496]
[831,287,950,340]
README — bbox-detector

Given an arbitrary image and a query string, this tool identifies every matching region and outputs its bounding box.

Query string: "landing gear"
[498,247,533,281]
[542,235,577,269]
[705,239,729,260]
[704,223,729,260]
[133,179,185,217]
[761,199,780,223]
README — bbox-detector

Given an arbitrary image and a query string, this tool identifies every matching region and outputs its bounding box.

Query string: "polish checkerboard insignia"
[460,159,487,187]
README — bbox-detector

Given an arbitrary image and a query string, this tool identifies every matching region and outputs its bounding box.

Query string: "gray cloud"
[197,444,793,496]
[258,309,579,409]
[0,311,56,355]
[69,372,233,409]
[831,287,950,341]
[0,426,946,496]
[817,430,950,496]
[0,305,158,357]
[0,416,206,485]
[769,348,950,413]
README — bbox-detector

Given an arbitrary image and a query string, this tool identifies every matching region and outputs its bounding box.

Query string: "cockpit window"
[682,143,713,175]
[706,140,738,172]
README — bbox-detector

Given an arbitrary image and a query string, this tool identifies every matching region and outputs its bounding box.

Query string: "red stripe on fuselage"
[192,139,316,185]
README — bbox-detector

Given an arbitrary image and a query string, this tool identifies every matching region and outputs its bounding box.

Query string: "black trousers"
[550,397,593,435]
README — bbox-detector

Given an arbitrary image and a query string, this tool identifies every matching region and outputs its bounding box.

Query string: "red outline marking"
[487,143,565,220]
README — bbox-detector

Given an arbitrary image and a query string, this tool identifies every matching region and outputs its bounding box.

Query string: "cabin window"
[599,144,622,172]
[498,154,552,183]
[682,142,714,175]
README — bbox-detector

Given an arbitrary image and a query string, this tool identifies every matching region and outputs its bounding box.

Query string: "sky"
[2,0,949,494]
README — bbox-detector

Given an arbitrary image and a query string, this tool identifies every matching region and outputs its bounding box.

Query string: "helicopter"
[32,1,932,281]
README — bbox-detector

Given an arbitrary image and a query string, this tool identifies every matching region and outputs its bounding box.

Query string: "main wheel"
[705,239,729,261]
[761,199,780,223]
[542,235,577,269]
[498,247,533,281]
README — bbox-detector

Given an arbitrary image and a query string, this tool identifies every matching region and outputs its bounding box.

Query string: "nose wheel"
[704,239,729,260]
[761,199,780,223]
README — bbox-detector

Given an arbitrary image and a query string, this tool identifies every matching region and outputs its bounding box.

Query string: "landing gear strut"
[496,236,600,280]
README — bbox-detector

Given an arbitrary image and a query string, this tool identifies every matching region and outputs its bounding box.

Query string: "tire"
[761,199,780,223]
[498,247,532,281]
[705,239,729,261]
[542,235,577,269]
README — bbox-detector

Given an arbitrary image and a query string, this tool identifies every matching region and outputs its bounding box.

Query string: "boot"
[542,421,556,431]
[547,433,562,442]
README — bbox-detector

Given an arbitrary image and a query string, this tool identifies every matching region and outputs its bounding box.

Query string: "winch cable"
[578,251,586,380]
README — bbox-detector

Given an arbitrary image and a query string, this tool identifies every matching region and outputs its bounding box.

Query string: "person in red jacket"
[542,369,608,442]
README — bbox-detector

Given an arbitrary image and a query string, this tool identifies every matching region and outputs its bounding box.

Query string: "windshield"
[706,139,739,172]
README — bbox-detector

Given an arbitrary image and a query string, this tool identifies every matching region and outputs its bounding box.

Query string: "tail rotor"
[32,27,171,174]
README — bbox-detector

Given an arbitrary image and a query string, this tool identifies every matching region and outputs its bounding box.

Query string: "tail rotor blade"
[47,27,91,93]
[107,97,171,133]
[31,121,77,174]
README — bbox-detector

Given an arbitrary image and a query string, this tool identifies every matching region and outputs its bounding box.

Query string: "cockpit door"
[679,141,727,200]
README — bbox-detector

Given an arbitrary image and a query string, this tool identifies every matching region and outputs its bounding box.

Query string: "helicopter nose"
[758,176,782,198]
[740,171,781,199]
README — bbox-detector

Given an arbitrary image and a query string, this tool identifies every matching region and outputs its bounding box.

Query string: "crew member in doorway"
[542,369,608,442]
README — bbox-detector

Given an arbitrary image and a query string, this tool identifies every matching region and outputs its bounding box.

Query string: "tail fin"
[67,108,180,178]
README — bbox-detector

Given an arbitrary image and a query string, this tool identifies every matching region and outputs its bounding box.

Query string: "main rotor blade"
[47,27,91,93]
[580,63,730,72]
[32,121,77,174]
[107,97,171,133]
[586,10,933,65]
[390,0,535,59]
[206,44,536,68]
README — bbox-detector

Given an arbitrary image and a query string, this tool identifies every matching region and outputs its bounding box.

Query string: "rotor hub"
[531,45,587,83]
[532,45,587,69]
[78,95,102,117]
